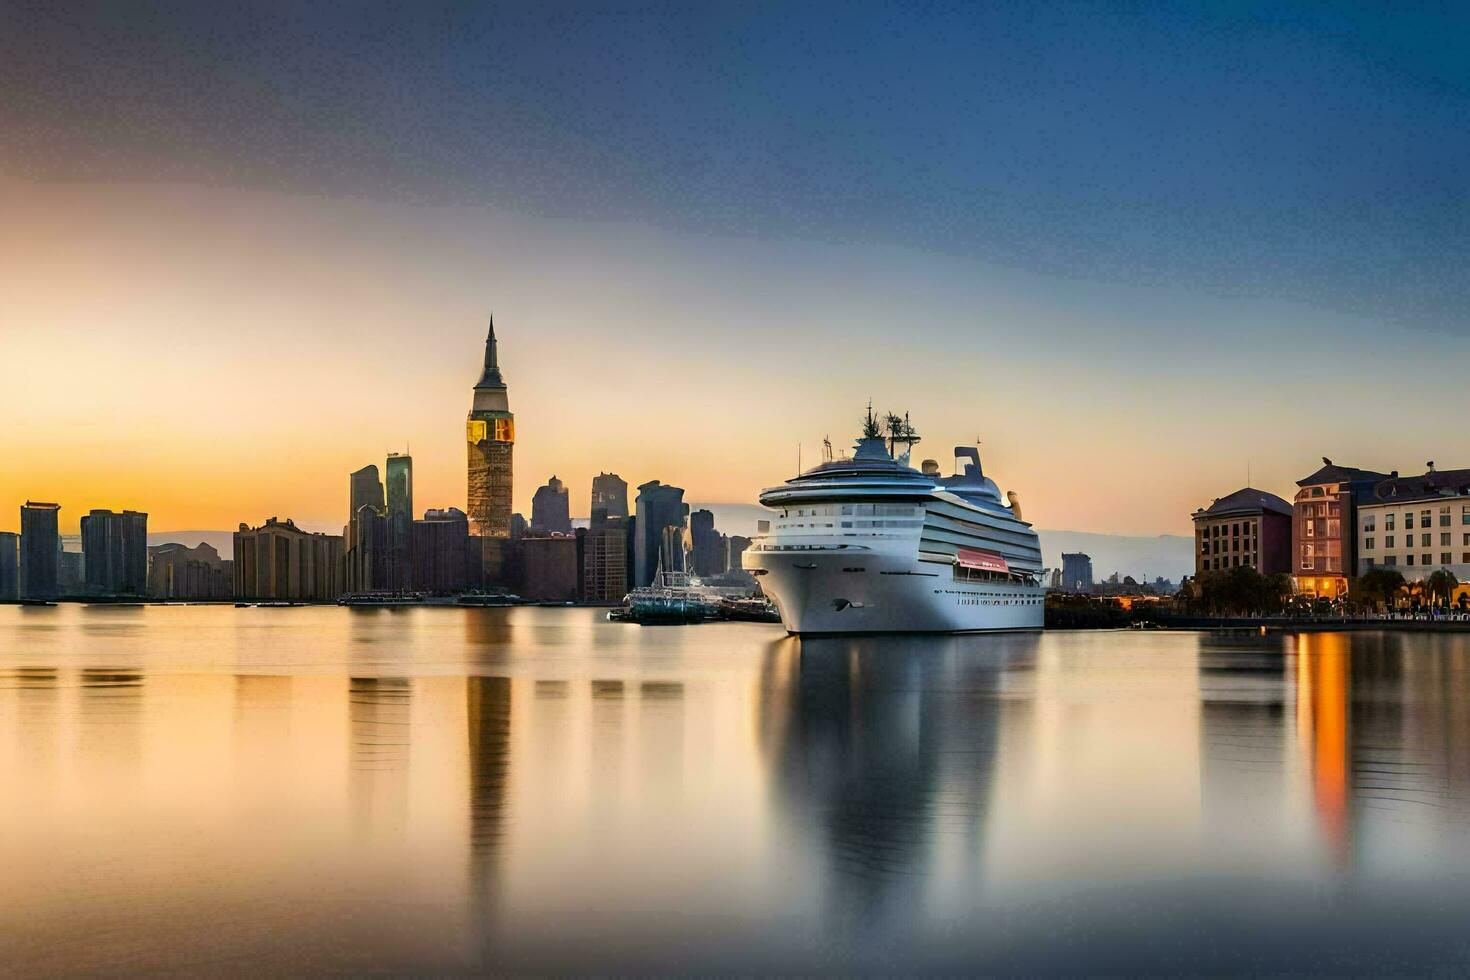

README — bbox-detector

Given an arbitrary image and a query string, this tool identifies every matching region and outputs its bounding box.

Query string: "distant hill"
[155,513,1194,583]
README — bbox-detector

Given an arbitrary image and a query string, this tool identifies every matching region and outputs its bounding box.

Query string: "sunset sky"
[3,2,1468,535]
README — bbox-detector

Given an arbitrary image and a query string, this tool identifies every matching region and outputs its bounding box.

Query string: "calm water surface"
[3,606,1470,974]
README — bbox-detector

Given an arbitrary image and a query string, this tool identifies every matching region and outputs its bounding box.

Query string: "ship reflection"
[762,633,1035,938]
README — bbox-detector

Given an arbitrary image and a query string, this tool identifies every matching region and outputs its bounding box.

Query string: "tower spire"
[476,314,504,388]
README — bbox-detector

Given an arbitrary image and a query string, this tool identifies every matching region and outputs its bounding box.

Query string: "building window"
[1301,544,1315,569]
[1423,533,1432,547]
[1386,556,1397,567]
[1305,521,1315,538]
[1421,511,1432,528]
[1463,506,1469,525]
[1424,554,1432,566]
[1386,535,1395,548]
[1232,522,1240,536]
[1366,538,1375,551]
[1443,533,1452,547]
[1365,516,1376,533]
[1386,515,1396,531]
[1326,519,1340,537]
[1442,508,1452,527]
[1443,553,1453,565]
[1407,554,1415,566]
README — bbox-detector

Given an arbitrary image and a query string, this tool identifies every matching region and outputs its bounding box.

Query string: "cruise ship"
[743,410,1046,633]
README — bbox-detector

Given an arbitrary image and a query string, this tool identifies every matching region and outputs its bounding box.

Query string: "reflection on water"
[4,606,1470,972]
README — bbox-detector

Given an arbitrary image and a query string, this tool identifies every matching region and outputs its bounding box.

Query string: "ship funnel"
[954,446,983,479]
[920,459,940,477]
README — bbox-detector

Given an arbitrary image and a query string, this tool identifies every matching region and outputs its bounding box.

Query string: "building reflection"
[348,676,412,842]
[761,634,1024,931]
[466,675,512,927]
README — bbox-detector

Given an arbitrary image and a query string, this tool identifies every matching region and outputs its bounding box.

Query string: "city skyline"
[6,4,1470,537]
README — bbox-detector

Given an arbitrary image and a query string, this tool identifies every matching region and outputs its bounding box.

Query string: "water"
[3,606,1470,974]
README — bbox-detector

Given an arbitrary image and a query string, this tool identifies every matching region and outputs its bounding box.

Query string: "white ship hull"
[751,548,1044,634]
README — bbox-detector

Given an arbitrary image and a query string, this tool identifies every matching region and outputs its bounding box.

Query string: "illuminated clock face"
[467,419,487,443]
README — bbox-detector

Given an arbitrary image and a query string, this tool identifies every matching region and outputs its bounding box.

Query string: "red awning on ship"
[957,547,1009,573]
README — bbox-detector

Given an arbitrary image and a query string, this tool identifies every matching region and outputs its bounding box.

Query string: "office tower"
[634,481,687,586]
[412,507,471,594]
[590,472,629,526]
[385,453,414,590]
[346,505,388,592]
[234,517,343,601]
[531,475,571,534]
[467,317,515,585]
[1060,552,1094,592]
[0,531,18,600]
[689,508,723,577]
[147,542,232,599]
[1191,488,1293,578]
[521,535,578,602]
[345,464,384,588]
[583,518,628,603]
[80,509,148,595]
[659,523,689,576]
[19,501,60,600]
[350,464,385,515]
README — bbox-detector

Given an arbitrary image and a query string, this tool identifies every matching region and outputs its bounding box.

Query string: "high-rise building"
[385,453,414,590]
[1291,459,1388,599]
[19,502,60,600]
[412,507,471,595]
[590,472,629,526]
[350,464,385,516]
[1191,488,1293,578]
[80,509,149,595]
[634,481,687,586]
[234,517,343,601]
[346,505,388,592]
[467,317,515,586]
[725,534,752,576]
[690,508,723,577]
[531,475,572,534]
[521,535,579,602]
[147,542,232,599]
[0,531,18,600]
[583,518,628,603]
[1060,552,1093,592]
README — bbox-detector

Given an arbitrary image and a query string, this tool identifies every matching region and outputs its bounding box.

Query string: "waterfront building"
[1060,552,1093,592]
[690,508,724,577]
[1356,465,1470,582]
[345,505,389,592]
[0,531,18,599]
[521,535,578,602]
[350,464,385,516]
[531,475,572,534]
[634,480,687,586]
[412,507,471,594]
[467,317,515,585]
[234,517,343,601]
[1191,488,1293,577]
[147,542,232,599]
[385,453,414,590]
[80,509,149,595]
[583,518,628,602]
[1292,459,1388,598]
[590,472,629,525]
[19,501,60,600]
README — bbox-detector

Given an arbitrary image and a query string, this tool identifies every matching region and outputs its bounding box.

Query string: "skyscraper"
[79,509,148,595]
[590,472,629,526]
[634,481,687,586]
[19,501,60,600]
[689,508,723,577]
[0,531,18,600]
[531,475,571,534]
[1061,552,1094,592]
[467,317,514,585]
[412,507,471,594]
[350,464,385,516]
[385,453,414,590]
[583,518,628,602]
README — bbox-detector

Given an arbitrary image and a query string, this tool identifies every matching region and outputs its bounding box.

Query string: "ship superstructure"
[743,409,1045,633]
